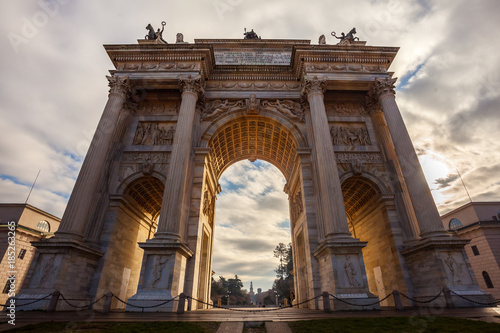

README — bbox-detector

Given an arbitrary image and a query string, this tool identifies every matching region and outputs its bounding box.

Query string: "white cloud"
[213,160,290,290]
[0,0,499,288]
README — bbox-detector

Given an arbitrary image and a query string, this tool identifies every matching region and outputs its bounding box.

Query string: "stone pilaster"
[56,75,130,241]
[372,77,447,238]
[155,75,204,241]
[368,97,420,241]
[301,77,351,241]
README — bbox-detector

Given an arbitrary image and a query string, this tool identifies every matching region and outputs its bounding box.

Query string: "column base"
[16,239,102,311]
[314,238,380,311]
[125,239,193,312]
[402,237,495,307]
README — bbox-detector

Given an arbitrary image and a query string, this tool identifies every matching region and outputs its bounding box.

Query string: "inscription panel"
[214,49,292,65]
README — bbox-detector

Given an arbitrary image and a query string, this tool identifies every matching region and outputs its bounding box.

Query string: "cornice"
[104,41,399,87]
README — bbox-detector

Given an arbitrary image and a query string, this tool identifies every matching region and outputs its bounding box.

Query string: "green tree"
[273,242,294,304]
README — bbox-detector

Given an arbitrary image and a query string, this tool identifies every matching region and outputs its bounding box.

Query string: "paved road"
[1,306,500,332]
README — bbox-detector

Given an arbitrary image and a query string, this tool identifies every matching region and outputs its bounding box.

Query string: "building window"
[2,280,10,294]
[449,218,462,229]
[471,245,480,256]
[482,271,494,288]
[18,249,27,259]
[36,220,50,232]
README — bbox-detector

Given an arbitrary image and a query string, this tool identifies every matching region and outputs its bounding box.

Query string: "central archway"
[188,113,315,309]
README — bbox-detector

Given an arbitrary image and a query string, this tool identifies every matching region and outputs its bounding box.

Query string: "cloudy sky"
[1,0,499,291]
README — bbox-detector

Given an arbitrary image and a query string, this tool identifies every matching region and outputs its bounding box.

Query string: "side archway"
[341,175,410,306]
[92,175,165,310]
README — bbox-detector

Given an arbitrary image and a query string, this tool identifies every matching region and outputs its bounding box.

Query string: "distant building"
[0,203,60,308]
[248,281,257,304]
[441,202,500,299]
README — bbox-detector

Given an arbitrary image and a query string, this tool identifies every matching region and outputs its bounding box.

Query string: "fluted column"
[302,77,351,241]
[56,75,129,240]
[156,75,204,241]
[373,77,447,238]
[368,100,420,241]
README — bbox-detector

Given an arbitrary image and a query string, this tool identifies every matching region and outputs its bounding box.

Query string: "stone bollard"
[102,292,113,313]
[218,299,222,308]
[392,290,404,311]
[284,298,288,307]
[47,290,61,312]
[443,287,455,308]
[322,292,331,312]
[177,293,187,314]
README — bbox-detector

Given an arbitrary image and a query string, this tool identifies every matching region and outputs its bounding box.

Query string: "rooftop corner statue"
[15,26,495,313]
[331,27,359,45]
[243,28,261,39]
[145,21,167,44]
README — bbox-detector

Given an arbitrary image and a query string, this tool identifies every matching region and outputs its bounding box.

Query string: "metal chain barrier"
[329,292,394,307]
[112,294,177,310]
[10,293,53,308]
[399,289,443,304]
[290,294,323,308]
[59,293,107,309]
[187,294,322,312]
[449,289,500,306]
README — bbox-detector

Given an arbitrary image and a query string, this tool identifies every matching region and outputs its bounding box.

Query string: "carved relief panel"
[202,187,216,228]
[330,123,371,146]
[133,122,176,146]
[137,102,179,115]
[201,97,306,123]
[325,102,369,117]
[337,254,364,289]
[290,189,304,222]
[441,252,473,286]
[117,152,169,186]
[144,254,173,289]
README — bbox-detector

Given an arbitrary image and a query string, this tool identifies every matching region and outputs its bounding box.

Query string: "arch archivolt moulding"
[339,170,391,195]
[199,104,308,149]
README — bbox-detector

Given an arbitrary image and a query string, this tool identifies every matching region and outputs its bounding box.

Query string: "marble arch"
[18,35,494,312]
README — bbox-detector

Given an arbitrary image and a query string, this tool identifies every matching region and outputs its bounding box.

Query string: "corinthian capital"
[179,75,205,97]
[373,77,397,97]
[301,76,326,97]
[106,75,129,98]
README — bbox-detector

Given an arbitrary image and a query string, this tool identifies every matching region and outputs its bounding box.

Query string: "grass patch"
[288,316,500,333]
[4,321,220,333]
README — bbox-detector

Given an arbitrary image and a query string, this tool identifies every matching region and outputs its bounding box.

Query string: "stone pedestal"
[125,240,193,312]
[402,239,495,307]
[16,240,102,311]
[314,240,380,310]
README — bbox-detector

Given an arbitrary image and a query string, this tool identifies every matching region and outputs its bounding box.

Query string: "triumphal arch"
[18,28,493,311]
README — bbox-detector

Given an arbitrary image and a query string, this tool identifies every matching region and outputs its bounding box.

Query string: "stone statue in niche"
[344,255,361,287]
[151,256,169,288]
[133,123,176,145]
[330,125,371,146]
[261,99,304,122]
